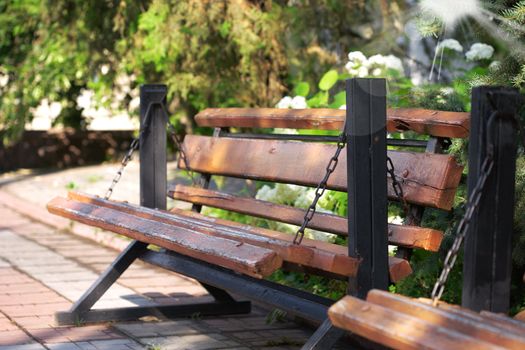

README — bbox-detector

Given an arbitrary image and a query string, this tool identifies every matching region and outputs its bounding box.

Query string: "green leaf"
[219,21,232,38]
[293,82,310,97]
[329,91,346,108]
[307,91,329,107]
[318,70,338,91]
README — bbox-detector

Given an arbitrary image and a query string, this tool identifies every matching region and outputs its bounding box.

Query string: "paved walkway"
[0,163,317,350]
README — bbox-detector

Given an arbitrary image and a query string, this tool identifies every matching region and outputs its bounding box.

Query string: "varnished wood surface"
[64,191,413,281]
[367,290,525,350]
[195,108,470,138]
[168,185,443,251]
[180,135,463,210]
[47,196,282,278]
[328,291,516,350]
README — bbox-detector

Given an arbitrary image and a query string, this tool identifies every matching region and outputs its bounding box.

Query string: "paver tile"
[0,343,47,350]
[0,329,34,345]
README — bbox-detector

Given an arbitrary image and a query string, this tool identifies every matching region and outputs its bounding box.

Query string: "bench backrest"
[171,106,467,281]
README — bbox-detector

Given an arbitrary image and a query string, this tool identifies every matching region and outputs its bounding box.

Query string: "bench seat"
[47,195,282,278]
[328,289,525,350]
[49,191,413,281]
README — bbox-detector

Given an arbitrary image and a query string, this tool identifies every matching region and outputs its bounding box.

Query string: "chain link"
[430,155,494,305]
[164,109,197,186]
[293,133,347,244]
[430,108,525,306]
[387,156,409,215]
[104,102,155,200]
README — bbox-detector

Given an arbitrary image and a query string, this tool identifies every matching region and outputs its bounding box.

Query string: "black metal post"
[346,78,389,298]
[462,86,521,313]
[140,84,168,210]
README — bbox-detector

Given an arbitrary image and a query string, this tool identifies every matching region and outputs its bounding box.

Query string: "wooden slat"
[168,185,443,251]
[66,191,412,281]
[195,108,470,138]
[47,196,282,279]
[328,295,505,350]
[180,135,463,210]
[367,290,525,350]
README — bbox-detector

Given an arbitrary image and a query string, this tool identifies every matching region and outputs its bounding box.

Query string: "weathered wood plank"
[328,295,505,350]
[66,191,412,281]
[168,185,443,251]
[47,196,282,279]
[195,108,470,138]
[367,290,525,350]
[180,135,463,210]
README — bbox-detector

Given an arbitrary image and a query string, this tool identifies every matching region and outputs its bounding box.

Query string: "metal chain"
[430,108,525,306]
[104,102,155,200]
[430,155,494,306]
[293,132,347,244]
[162,105,198,186]
[387,156,409,215]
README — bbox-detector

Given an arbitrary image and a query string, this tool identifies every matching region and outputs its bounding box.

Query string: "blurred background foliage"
[1,0,525,313]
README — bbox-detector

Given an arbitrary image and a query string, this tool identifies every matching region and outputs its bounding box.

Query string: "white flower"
[384,55,405,74]
[371,68,382,76]
[129,96,140,111]
[388,215,404,225]
[290,96,307,109]
[76,89,94,110]
[437,39,463,52]
[465,43,494,61]
[276,96,292,108]
[347,51,367,64]
[0,73,8,88]
[100,64,110,75]
[339,104,346,110]
[440,87,454,95]
[294,190,316,209]
[255,185,276,201]
[357,66,369,77]
[489,60,501,71]
[367,54,386,66]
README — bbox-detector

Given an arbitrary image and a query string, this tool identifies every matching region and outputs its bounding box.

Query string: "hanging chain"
[430,108,525,306]
[104,102,155,200]
[162,105,198,186]
[387,156,409,215]
[292,130,411,244]
[293,132,347,244]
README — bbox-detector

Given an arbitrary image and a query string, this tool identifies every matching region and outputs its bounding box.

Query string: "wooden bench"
[46,80,467,330]
[328,289,525,350]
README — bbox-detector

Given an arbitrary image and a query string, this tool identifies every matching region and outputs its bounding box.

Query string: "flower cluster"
[465,43,494,61]
[256,183,337,242]
[275,95,307,109]
[436,39,495,62]
[437,39,463,52]
[345,51,405,77]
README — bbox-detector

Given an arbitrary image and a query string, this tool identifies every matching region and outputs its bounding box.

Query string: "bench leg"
[301,319,345,350]
[55,241,251,325]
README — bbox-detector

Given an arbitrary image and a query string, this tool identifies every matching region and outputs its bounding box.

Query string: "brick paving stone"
[0,344,47,350]
[0,329,34,346]
[0,190,322,350]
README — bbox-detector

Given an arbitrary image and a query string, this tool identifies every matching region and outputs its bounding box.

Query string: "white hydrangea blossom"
[346,51,405,77]
[276,96,293,108]
[437,39,463,52]
[383,55,405,74]
[276,95,307,109]
[489,60,501,71]
[254,183,338,242]
[290,96,307,109]
[465,43,494,61]
[347,51,367,64]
